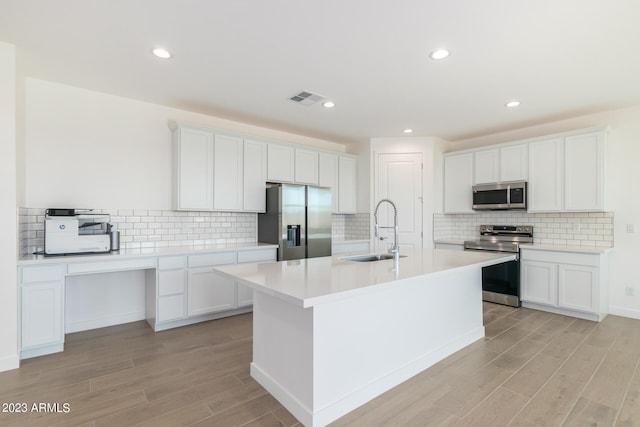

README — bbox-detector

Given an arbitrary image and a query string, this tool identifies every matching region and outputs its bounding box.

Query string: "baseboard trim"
[0,353,20,372]
[251,326,485,427]
[65,311,146,333]
[609,305,640,320]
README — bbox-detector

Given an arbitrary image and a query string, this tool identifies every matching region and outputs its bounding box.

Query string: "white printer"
[44,208,112,255]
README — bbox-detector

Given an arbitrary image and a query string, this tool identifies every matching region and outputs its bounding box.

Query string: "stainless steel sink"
[344,254,407,262]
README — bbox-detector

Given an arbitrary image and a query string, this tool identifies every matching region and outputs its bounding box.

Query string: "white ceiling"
[2,0,640,144]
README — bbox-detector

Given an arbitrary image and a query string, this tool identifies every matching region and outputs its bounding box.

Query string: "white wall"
[450,106,640,319]
[23,79,346,210]
[370,137,447,249]
[0,42,19,371]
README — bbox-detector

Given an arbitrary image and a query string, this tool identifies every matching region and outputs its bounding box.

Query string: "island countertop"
[214,248,515,308]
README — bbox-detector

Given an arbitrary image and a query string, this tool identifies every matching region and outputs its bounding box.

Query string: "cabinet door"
[237,283,253,307]
[443,153,474,213]
[243,139,267,212]
[500,144,528,182]
[558,264,598,312]
[564,132,604,211]
[158,295,185,322]
[158,269,185,296]
[213,134,243,211]
[187,268,236,316]
[474,149,498,184]
[295,148,319,185]
[338,155,357,213]
[528,138,563,212]
[521,260,558,305]
[267,144,295,182]
[21,282,64,349]
[318,153,339,212]
[174,126,214,210]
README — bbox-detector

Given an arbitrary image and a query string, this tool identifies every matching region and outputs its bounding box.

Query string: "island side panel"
[311,267,484,426]
[251,290,314,426]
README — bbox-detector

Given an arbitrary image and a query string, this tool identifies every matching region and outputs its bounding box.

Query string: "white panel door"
[500,144,528,182]
[528,138,563,212]
[243,139,267,212]
[443,152,474,213]
[564,132,604,211]
[175,126,214,210]
[558,264,598,312]
[294,148,319,185]
[267,143,295,182]
[521,260,557,305]
[213,134,243,211]
[318,152,339,212]
[375,152,422,251]
[187,268,236,316]
[474,149,499,184]
[21,282,64,348]
[338,156,357,213]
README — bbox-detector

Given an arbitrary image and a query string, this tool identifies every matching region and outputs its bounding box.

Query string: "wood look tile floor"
[1,303,639,426]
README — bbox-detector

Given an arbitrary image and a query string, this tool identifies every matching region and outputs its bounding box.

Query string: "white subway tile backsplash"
[19,208,370,254]
[433,211,614,248]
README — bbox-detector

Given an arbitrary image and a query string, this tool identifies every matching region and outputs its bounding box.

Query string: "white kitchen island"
[214,249,515,427]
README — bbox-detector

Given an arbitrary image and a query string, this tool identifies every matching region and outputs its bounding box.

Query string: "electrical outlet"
[627,224,636,233]
[625,287,635,296]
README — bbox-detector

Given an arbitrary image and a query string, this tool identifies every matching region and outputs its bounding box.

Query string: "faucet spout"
[374,199,399,261]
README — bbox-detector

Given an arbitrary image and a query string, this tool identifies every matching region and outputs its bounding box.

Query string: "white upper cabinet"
[528,138,564,212]
[499,143,528,182]
[243,139,267,212]
[173,125,214,211]
[294,148,319,185]
[443,152,474,213]
[564,132,604,211]
[473,149,499,184]
[338,155,357,214]
[267,143,295,183]
[213,134,243,211]
[319,152,339,212]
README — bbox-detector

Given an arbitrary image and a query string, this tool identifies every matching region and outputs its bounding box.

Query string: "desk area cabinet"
[19,245,277,359]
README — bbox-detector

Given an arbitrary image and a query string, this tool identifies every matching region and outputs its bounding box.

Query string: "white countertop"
[519,243,613,254]
[18,242,278,265]
[213,248,515,308]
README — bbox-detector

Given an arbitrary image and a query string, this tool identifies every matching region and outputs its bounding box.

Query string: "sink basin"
[344,254,407,262]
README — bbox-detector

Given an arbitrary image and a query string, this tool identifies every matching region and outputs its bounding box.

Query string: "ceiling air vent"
[289,91,324,106]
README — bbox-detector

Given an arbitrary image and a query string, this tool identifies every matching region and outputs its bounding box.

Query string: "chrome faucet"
[374,199,399,261]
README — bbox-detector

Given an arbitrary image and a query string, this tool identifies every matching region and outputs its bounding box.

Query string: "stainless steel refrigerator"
[258,184,332,261]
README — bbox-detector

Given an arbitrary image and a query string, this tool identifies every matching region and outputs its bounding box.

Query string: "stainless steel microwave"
[472,181,527,210]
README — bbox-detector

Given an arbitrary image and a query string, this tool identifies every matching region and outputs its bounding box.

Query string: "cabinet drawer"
[21,265,63,283]
[158,256,186,270]
[158,294,185,322]
[158,270,185,296]
[521,250,599,266]
[188,252,237,267]
[67,258,156,275]
[237,248,277,263]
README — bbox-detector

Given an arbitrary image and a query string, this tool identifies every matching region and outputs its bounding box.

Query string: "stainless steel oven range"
[463,225,533,307]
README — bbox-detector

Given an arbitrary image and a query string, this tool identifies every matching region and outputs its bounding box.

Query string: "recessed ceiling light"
[505,100,521,108]
[322,101,335,108]
[152,48,172,59]
[403,128,413,134]
[429,49,450,60]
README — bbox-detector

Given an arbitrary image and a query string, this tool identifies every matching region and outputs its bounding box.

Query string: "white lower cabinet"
[237,284,254,307]
[20,264,64,358]
[520,248,608,321]
[188,268,237,316]
[156,257,187,323]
